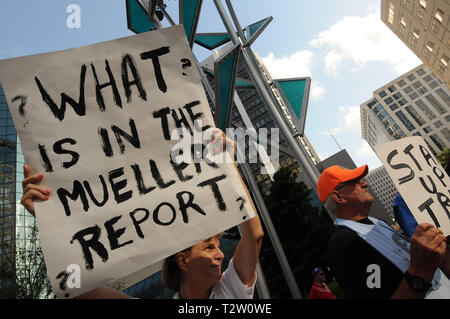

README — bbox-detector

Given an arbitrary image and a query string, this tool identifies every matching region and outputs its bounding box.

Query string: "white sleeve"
[211,257,256,299]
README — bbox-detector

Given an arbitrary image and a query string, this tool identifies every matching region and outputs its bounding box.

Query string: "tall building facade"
[361,64,450,155]
[0,85,38,294]
[381,0,450,88]
[364,166,400,219]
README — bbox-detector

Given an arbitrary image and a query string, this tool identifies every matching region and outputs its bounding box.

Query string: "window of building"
[399,16,407,34]
[425,41,434,59]
[429,133,445,151]
[379,90,387,98]
[431,19,441,33]
[395,110,415,131]
[439,54,449,75]
[426,94,447,114]
[423,126,432,133]
[392,92,403,100]
[412,29,420,47]
[407,74,416,82]
[417,86,428,95]
[434,120,443,128]
[398,80,406,87]
[409,92,419,100]
[435,88,450,106]
[419,0,427,9]
[389,103,399,111]
[412,81,423,89]
[398,98,408,106]
[388,85,397,93]
[384,97,394,105]
[415,99,436,120]
[388,3,395,24]
[423,74,433,82]
[406,106,425,126]
[404,86,413,94]
[441,127,450,142]
[416,68,426,76]
[435,9,444,23]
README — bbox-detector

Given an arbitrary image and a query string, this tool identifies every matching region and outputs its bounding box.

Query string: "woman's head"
[162,233,224,292]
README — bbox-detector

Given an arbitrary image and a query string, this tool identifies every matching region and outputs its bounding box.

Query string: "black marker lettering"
[35,64,87,121]
[83,175,109,207]
[418,198,440,228]
[153,107,171,140]
[153,202,176,226]
[53,138,79,169]
[111,118,141,154]
[130,208,150,239]
[176,191,206,223]
[403,144,422,171]
[122,54,147,103]
[57,180,89,216]
[38,144,53,172]
[131,164,156,195]
[387,150,414,184]
[197,175,227,211]
[98,127,114,157]
[150,159,175,189]
[71,225,108,271]
[419,145,437,167]
[104,215,133,250]
[91,60,122,111]
[140,46,170,93]
[108,167,132,204]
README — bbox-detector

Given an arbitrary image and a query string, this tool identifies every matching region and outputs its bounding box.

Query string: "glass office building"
[0,84,39,295]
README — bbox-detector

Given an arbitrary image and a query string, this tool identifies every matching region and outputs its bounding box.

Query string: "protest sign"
[0,25,256,298]
[374,137,450,236]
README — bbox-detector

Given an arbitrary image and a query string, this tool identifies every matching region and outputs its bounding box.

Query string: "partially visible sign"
[374,136,450,236]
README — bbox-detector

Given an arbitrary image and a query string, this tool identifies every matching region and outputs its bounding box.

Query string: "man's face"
[335,177,374,208]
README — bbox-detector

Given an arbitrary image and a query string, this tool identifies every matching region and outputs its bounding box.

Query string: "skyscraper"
[361,64,450,155]
[0,84,42,296]
[381,0,450,89]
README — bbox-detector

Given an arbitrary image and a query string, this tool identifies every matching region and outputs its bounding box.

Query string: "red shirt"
[308,283,336,299]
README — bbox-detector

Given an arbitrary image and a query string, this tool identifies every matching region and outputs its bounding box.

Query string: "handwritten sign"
[374,137,450,236]
[0,25,255,298]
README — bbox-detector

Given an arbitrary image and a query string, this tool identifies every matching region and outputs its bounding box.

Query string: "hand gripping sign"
[374,136,450,237]
[0,25,255,298]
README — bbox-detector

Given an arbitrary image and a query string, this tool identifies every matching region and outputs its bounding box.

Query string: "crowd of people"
[21,129,450,299]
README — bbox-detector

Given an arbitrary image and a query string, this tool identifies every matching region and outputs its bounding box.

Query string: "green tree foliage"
[0,224,54,299]
[258,168,335,298]
[437,147,450,168]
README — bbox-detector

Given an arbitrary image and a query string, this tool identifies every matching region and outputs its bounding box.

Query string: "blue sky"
[0,0,422,171]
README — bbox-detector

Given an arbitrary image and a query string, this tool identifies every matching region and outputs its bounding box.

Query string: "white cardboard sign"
[0,25,255,298]
[374,136,450,236]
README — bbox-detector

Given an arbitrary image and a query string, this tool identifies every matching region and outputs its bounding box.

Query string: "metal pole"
[237,149,303,299]
[214,0,335,222]
[159,6,272,297]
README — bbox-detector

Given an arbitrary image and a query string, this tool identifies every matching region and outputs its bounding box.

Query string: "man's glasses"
[335,178,365,191]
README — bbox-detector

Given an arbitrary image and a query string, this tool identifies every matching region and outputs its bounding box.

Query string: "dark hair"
[162,247,192,292]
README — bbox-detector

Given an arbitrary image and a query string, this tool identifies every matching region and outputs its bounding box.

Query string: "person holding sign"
[318,165,450,299]
[21,129,264,299]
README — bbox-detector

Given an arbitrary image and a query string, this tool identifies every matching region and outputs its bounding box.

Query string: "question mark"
[236,197,247,220]
[11,95,27,117]
[180,58,192,76]
[56,270,71,298]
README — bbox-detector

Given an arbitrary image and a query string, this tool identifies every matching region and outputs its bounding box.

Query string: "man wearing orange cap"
[317,165,450,299]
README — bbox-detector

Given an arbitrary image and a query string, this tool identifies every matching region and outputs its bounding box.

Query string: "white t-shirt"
[173,257,256,299]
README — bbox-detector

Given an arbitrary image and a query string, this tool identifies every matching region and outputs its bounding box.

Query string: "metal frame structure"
[124,0,335,299]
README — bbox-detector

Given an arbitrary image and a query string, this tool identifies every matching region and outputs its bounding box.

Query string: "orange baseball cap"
[317,165,369,203]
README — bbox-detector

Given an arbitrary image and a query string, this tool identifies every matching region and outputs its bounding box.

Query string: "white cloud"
[309,13,422,76]
[329,105,361,135]
[310,81,326,101]
[262,51,327,101]
[262,50,314,78]
[356,140,373,157]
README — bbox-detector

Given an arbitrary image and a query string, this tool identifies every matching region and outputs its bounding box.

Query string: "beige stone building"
[381,0,450,89]
[361,64,450,155]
